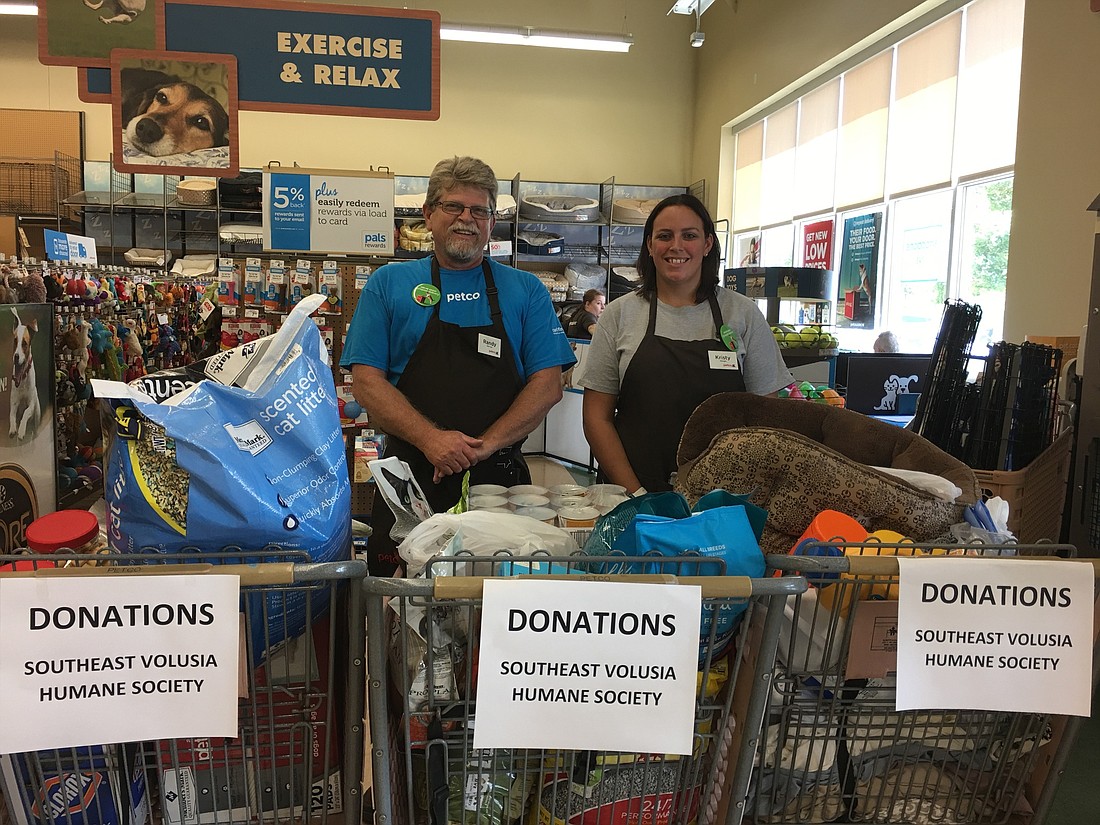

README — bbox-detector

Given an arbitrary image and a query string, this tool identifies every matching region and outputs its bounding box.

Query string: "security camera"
[690,31,705,48]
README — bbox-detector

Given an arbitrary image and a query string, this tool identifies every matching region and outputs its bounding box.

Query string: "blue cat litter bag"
[93,294,350,662]
[585,490,765,663]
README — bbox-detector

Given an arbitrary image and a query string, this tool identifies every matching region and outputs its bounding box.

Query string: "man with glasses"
[342,156,576,574]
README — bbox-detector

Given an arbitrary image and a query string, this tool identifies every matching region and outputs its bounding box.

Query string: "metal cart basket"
[0,549,369,825]
[750,544,1100,825]
[363,553,808,825]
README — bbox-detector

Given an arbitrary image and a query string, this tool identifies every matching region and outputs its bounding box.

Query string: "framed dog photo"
[0,303,57,551]
[111,49,239,178]
[37,0,165,68]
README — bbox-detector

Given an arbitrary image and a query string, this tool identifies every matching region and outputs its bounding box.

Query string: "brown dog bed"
[673,394,979,554]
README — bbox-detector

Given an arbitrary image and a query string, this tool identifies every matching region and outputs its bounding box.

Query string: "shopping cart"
[747,543,1100,825]
[363,553,808,825]
[0,549,368,825]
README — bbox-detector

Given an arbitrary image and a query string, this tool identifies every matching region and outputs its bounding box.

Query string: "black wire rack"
[911,300,982,449]
[913,300,1064,471]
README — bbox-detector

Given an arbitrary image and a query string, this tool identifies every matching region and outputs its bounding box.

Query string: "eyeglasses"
[432,200,494,220]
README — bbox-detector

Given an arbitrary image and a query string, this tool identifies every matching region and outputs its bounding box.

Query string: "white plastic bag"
[398,511,579,579]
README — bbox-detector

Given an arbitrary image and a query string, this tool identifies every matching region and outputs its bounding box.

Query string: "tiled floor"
[1044,695,1100,824]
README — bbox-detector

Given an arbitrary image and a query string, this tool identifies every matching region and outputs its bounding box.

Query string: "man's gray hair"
[426,156,498,213]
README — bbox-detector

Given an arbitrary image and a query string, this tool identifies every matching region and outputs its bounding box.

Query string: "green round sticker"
[412,283,441,306]
[719,324,738,351]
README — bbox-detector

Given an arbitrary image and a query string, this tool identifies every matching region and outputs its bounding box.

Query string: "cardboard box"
[1024,335,1079,363]
[844,600,899,679]
[0,215,17,257]
[0,744,149,825]
[153,617,342,825]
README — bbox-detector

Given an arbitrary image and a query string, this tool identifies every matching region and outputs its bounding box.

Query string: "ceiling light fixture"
[668,0,715,16]
[689,8,705,48]
[440,25,632,53]
[0,3,37,14]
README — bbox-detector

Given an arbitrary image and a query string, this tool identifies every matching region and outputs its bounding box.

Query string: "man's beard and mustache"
[440,220,483,265]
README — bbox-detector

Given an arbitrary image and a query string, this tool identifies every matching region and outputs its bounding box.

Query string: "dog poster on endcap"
[37,0,165,68]
[0,304,56,553]
[110,49,239,178]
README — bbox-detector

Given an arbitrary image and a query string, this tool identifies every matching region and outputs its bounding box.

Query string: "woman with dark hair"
[566,288,606,339]
[578,194,792,494]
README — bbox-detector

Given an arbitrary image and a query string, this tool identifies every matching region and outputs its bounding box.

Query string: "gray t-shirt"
[578,289,793,396]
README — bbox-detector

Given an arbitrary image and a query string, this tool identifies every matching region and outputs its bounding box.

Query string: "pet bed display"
[516,230,564,256]
[169,255,218,278]
[218,172,262,210]
[519,194,601,222]
[394,193,426,216]
[493,193,517,218]
[612,265,640,284]
[674,393,979,555]
[219,223,263,244]
[175,179,217,206]
[612,197,661,224]
[398,221,433,251]
[532,270,570,302]
[124,248,171,267]
[564,262,606,294]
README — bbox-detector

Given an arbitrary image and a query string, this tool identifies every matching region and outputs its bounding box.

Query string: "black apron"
[613,293,747,492]
[367,258,530,575]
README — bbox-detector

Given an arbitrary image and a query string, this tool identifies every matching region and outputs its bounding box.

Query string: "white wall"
[0,0,697,184]
[689,0,1100,342]
[1004,1,1100,341]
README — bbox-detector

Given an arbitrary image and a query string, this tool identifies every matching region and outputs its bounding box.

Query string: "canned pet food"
[508,484,548,497]
[557,506,600,529]
[470,483,509,497]
[551,495,589,510]
[514,506,557,524]
[509,493,550,509]
[548,483,588,497]
[470,495,511,510]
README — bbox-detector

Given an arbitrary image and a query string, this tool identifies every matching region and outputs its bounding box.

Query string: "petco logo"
[32,772,101,819]
[224,420,273,455]
[447,291,481,302]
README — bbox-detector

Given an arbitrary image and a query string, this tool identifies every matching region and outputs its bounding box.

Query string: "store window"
[955,176,1012,355]
[759,224,795,267]
[727,0,1023,351]
[883,191,953,352]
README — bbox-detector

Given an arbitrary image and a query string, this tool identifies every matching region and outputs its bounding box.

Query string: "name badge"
[478,334,502,358]
[708,350,740,370]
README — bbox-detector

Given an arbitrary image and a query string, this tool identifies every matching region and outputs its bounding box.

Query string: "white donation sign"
[473,579,701,754]
[895,557,1094,716]
[0,574,240,753]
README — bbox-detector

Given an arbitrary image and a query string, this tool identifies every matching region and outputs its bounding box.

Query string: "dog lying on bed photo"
[83,0,145,25]
[121,68,230,157]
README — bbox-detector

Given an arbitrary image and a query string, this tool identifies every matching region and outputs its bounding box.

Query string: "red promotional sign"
[803,220,834,269]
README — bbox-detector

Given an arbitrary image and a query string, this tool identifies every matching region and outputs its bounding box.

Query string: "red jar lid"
[25,510,100,553]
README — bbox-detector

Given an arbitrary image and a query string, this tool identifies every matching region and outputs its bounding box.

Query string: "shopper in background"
[578,194,793,494]
[567,288,606,339]
[874,330,900,353]
[342,156,576,574]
